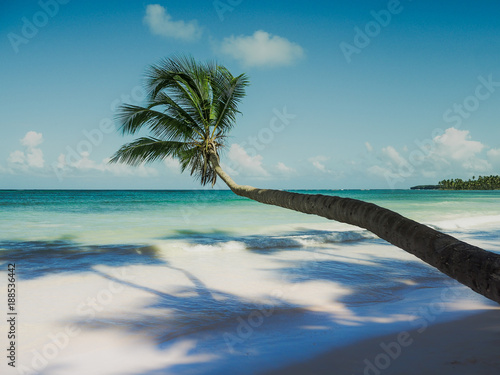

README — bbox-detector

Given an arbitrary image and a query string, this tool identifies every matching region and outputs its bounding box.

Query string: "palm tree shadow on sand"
[0,239,165,279]
[10,233,465,375]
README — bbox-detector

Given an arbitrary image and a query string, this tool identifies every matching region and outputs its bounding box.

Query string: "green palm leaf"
[111,55,249,185]
[116,104,200,141]
[109,137,190,166]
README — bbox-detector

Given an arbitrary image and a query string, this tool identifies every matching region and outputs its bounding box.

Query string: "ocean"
[1,189,499,374]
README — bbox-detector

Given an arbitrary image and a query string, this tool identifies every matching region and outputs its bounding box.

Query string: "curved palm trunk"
[210,154,500,304]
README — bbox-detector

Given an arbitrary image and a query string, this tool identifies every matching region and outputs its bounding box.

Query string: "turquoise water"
[1,189,499,245]
[1,190,499,375]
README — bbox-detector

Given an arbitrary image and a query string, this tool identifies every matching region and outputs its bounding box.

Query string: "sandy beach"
[263,309,500,375]
[1,190,500,374]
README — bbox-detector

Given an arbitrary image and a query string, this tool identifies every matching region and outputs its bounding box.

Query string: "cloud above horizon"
[487,148,500,161]
[410,128,491,174]
[8,131,45,170]
[5,128,500,189]
[226,144,269,177]
[219,30,304,67]
[276,161,295,174]
[365,127,497,187]
[308,155,330,173]
[144,4,202,41]
[164,156,181,174]
[54,151,159,178]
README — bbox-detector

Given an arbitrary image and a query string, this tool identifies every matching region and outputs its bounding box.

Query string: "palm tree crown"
[110,55,249,185]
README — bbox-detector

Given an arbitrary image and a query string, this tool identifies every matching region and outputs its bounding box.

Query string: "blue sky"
[1,0,500,189]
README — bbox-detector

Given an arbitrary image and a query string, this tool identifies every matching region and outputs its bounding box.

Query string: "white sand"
[0,239,498,375]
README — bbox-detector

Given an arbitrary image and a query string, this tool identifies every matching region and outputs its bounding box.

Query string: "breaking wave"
[159,229,378,253]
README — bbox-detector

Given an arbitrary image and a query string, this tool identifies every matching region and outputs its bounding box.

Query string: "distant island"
[411,175,500,190]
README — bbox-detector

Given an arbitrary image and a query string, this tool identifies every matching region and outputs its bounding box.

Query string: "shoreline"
[262,308,500,375]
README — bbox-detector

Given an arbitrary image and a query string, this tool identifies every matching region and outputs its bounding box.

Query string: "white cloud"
[487,148,500,168]
[144,4,202,41]
[382,146,407,167]
[25,148,44,168]
[487,148,500,159]
[367,165,391,177]
[227,144,269,177]
[276,162,294,174]
[56,152,159,177]
[461,158,491,172]
[429,128,490,172]
[433,128,484,161]
[55,153,66,169]
[164,156,181,173]
[309,155,330,173]
[365,142,373,152]
[220,30,304,67]
[106,160,159,177]
[71,151,97,170]
[8,131,45,169]
[21,131,43,148]
[363,127,494,187]
[8,150,25,165]
[375,128,490,174]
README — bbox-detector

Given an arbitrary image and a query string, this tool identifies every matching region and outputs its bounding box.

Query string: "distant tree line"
[438,175,500,190]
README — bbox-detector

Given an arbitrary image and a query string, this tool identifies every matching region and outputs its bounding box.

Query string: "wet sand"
[263,309,500,375]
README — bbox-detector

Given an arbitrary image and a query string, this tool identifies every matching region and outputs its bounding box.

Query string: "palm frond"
[109,137,189,166]
[145,56,209,126]
[151,92,206,135]
[210,71,249,137]
[116,104,203,141]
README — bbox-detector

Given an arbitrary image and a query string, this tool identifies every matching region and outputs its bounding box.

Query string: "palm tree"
[111,55,500,304]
